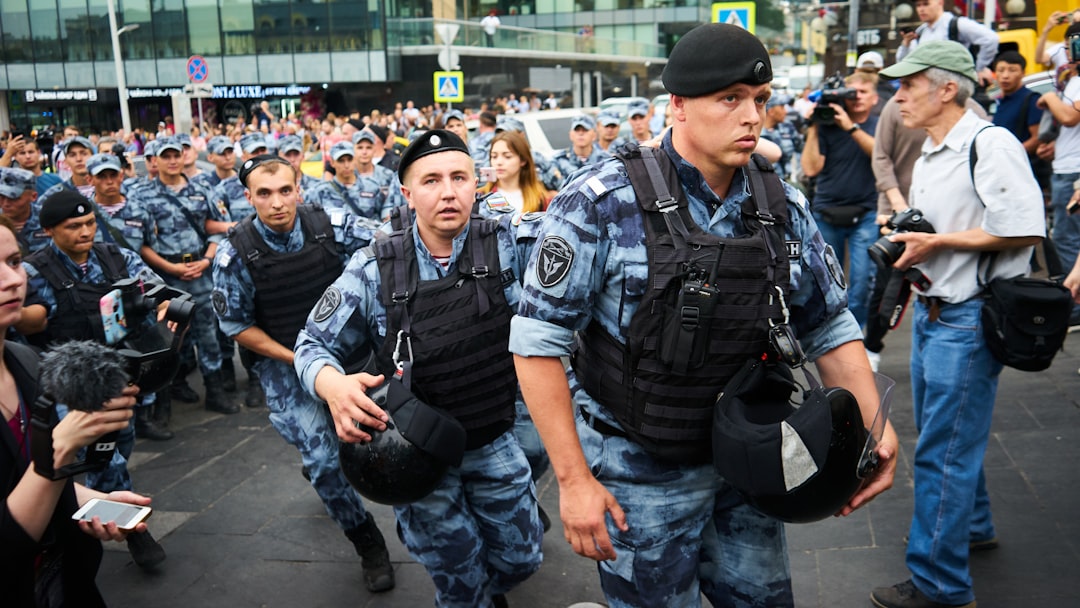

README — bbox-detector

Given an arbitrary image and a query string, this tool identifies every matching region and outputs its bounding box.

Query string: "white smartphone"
[71,498,152,530]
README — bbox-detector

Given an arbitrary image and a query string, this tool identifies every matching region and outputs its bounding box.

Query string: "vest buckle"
[656,196,679,213]
[471,265,489,278]
[392,329,413,372]
[392,290,409,303]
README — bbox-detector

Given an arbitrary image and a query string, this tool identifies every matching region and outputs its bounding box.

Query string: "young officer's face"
[401,151,476,244]
[671,82,769,172]
[245,165,299,233]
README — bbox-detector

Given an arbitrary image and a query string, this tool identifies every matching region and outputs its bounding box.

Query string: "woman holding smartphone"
[0,215,148,607]
[478,131,554,215]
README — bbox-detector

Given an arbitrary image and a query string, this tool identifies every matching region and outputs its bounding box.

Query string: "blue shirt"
[992,88,1042,146]
[812,114,879,210]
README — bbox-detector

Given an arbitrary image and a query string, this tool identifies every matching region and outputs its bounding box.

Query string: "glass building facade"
[1,0,700,132]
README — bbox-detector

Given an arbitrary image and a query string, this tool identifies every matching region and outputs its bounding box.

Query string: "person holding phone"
[0,214,150,607]
[21,190,170,569]
[477,130,554,217]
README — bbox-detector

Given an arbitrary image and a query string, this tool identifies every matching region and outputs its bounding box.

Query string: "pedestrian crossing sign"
[711,2,756,34]
[434,71,464,103]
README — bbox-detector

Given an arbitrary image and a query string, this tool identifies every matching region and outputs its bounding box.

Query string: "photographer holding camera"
[22,189,171,569]
[0,214,150,607]
[870,42,1044,608]
[801,71,880,329]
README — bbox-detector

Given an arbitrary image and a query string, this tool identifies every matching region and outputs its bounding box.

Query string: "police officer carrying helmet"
[210,155,394,593]
[510,24,899,607]
[294,130,543,607]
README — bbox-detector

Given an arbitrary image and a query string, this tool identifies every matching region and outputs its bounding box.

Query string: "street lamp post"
[107,0,139,134]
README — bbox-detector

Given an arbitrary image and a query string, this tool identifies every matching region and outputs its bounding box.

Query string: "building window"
[292,0,329,53]
[153,0,188,58]
[30,0,62,62]
[1,0,34,62]
[188,0,223,56]
[221,0,255,55]
[254,0,291,54]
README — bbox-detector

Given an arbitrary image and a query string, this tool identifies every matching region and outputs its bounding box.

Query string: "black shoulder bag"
[969,126,1072,371]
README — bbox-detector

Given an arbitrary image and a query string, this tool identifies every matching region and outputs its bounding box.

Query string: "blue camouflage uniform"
[509,132,860,608]
[294,210,543,608]
[189,169,224,192]
[299,173,322,203]
[88,191,152,252]
[357,163,406,220]
[760,120,803,182]
[468,130,495,169]
[211,174,251,221]
[551,146,611,190]
[597,136,629,156]
[305,177,391,222]
[133,175,225,376]
[212,209,380,531]
[25,245,164,493]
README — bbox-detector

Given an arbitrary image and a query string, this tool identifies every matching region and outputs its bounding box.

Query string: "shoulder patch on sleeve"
[312,286,343,323]
[483,192,513,214]
[211,290,228,316]
[512,210,545,226]
[536,235,574,288]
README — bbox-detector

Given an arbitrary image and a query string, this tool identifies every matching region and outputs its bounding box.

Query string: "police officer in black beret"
[511,23,899,607]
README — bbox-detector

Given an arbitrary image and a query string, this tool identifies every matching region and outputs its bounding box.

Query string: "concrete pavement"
[97,322,1080,607]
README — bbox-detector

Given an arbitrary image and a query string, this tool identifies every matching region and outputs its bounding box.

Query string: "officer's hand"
[559,474,628,562]
[838,421,898,516]
[314,367,389,443]
[888,231,936,270]
[900,31,917,46]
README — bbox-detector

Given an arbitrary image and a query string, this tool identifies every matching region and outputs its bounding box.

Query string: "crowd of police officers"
[0,22,908,607]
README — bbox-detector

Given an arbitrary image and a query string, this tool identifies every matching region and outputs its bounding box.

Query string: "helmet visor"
[856,372,896,479]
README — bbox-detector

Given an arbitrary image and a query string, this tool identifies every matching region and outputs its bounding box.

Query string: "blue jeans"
[394,430,543,608]
[812,209,878,328]
[1051,172,1080,319]
[907,298,1002,605]
[576,408,792,608]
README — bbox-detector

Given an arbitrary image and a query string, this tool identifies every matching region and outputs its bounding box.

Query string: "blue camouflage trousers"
[513,396,550,482]
[576,407,793,608]
[256,358,370,531]
[164,274,222,376]
[393,430,543,608]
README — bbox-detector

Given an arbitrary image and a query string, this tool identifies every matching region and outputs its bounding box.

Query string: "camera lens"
[868,236,904,269]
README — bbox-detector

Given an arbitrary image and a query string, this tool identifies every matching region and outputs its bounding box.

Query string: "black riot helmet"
[339,373,467,506]
[712,359,893,523]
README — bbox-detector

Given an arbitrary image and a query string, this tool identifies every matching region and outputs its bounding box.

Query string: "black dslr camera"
[812,73,858,125]
[867,208,936,269]
[30,279,195,479]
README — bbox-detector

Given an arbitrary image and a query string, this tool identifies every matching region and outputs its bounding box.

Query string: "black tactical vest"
[572,145,791,464]
[373,206,517,447]
[229,205,343,350]
[27,243,130,345]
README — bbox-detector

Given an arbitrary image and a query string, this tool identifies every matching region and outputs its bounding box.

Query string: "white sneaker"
[866,349,881,373]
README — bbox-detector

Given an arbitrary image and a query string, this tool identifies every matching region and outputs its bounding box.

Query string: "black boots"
[126,529,167,570]
[221,357,237,393]
[170,377,200,403]
[134,405,173,441]
[203,370,239,415]
[244,378,266,408]
[345,517,395,593]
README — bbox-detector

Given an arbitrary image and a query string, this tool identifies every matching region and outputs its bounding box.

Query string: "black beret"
[238,153,291,188]
[397,129,470,180]
[366,124,390,143]
[347,118,365,132]
[40,189,94,229]
[662,24,772,97]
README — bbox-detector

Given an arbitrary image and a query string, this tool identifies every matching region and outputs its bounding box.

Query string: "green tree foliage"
[756,0,787,32]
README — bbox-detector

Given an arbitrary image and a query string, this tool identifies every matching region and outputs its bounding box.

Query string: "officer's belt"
[161,250,206,264]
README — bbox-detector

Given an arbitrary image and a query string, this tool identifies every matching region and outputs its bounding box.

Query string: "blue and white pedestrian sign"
[433,71,464,103]
[187,55,208,83]
[711,2,756,34]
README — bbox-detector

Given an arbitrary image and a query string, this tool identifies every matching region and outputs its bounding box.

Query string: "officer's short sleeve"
[211,239,257,336]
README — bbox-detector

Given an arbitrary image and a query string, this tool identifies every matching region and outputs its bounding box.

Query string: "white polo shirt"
[908,110,1046,303]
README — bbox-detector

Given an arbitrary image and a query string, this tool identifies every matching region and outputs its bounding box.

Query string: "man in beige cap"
[871,40,1045,608]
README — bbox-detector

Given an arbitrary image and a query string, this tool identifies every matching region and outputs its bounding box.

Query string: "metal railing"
[387,18,666,58]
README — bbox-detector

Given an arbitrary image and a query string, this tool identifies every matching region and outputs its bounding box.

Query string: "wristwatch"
[847,124,860,134]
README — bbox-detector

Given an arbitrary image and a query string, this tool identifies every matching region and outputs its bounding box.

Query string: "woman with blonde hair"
[478,130,553,214]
